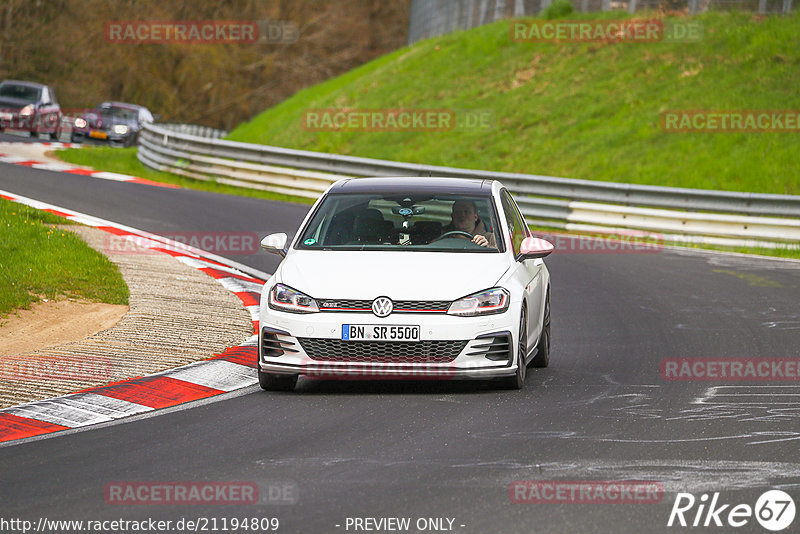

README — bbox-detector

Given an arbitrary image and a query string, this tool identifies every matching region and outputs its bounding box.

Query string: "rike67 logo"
[668,490,795,531]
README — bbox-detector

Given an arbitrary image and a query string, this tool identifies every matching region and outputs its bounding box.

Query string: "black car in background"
[70,102,154,146]
[0,80,63,140]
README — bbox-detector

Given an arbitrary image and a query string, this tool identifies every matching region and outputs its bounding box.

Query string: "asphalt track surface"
[1,136,799,533]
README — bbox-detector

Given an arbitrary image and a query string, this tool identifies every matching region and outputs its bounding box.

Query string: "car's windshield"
[99,106,138,121]
[0,83,41,102]
[297,192,504,252]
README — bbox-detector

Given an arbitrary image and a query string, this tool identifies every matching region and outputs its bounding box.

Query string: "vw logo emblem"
[371,297,393,318]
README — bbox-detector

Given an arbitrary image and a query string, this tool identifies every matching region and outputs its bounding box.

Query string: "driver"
[443,200,497,248]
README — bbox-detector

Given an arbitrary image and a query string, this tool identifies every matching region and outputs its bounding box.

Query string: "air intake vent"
[467,332,512,362]
[261,327,298,359]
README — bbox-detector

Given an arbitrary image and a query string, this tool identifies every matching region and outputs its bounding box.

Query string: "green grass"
[0,199,129,318]
[56,147,315,205]
[228,10,800,195]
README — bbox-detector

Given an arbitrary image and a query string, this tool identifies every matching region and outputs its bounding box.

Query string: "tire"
[49,128,60,141]
[258,370,298,391]
[529,290,550,368]
[29,129,38,138]
[501,307,527,390]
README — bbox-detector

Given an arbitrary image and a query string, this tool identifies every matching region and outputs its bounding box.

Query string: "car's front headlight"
[447,288,510,317]
[73,117,87,129]
[268,284,319,314]
[19,104,34,117]
[113,124,129,135]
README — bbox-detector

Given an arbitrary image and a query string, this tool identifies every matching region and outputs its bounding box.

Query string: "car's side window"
[500,190,524,256]
[48,88,58,105]
[40,87,50,104]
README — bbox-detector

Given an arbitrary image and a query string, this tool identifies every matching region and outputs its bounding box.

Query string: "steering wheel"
[429,230,473,243]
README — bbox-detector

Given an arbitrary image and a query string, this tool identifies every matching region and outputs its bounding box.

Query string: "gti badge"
[371,297,393,318]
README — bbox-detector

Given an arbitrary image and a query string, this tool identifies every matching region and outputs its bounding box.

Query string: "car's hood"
[0,97,32,110]
[277,250,511,300]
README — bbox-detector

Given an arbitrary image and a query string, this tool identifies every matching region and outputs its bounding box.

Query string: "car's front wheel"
[501,307,527,390]
[529,290,550,368]
[258,370,298,391]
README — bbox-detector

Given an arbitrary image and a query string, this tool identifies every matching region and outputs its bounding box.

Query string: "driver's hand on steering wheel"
[472,234,489,247]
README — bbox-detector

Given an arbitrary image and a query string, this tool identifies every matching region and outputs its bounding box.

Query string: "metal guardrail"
[138,122,800,247]
[157,123,228,139]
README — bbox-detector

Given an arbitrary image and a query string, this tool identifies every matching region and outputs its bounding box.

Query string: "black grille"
[317,299,450,313]
[298,338,467,363]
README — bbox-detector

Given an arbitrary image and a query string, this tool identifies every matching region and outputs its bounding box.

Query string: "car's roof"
[99,101,146,111]
[329,177,493,195]
[0,80,46,89]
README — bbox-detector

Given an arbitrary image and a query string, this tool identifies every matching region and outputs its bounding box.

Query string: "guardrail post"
[783,0,792,12]
[758,0,767,12]
[628,0,638,13]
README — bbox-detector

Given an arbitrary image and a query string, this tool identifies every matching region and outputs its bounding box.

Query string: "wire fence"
[408,0,794,43]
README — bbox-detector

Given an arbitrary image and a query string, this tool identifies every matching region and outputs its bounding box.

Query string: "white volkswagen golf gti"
[257,177,553,391]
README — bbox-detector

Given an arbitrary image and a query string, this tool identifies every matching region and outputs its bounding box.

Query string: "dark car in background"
[0,80,63,140]
[70,102,154,146]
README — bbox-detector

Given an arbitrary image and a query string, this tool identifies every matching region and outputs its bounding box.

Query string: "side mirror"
[260,232,288,258]
[519,237,554,260]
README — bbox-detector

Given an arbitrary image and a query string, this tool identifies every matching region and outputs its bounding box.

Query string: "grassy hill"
[228,10,800,195]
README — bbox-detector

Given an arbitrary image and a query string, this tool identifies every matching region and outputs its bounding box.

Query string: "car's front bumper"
[258,308,521,380]
[71,130,133,144]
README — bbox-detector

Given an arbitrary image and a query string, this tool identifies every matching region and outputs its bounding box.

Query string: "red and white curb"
[0,143,178,189]
[0,190,269,444]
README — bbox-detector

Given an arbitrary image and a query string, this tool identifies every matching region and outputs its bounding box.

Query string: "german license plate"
[89,130,108,139]
[342,324,420,341]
